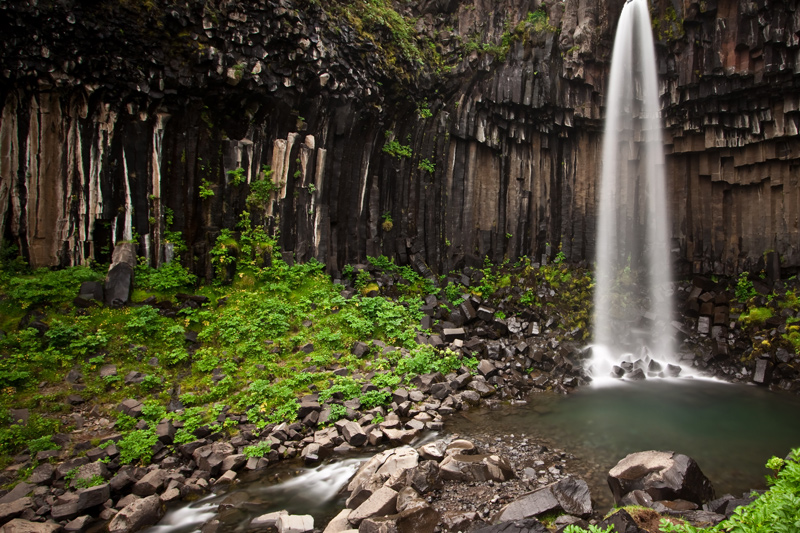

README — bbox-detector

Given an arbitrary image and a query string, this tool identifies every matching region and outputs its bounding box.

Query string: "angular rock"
[107,495,163,533]
[0,498,33,523]
[439,454,515,483]
[473,519,549,533]
[132,469,168,497]
[0,520,62,533]
[348,487,398,526]
[607,451,714,505]
[339,421,367,447]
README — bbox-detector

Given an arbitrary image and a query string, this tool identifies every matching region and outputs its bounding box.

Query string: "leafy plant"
[243,440,272,459]
[247,165,278,210]
[199,178,214,199]
[736,271,757,302]
[117,428,158,465]
[418,158,435,173]
[227,167,246,186]
[382,131,412,159]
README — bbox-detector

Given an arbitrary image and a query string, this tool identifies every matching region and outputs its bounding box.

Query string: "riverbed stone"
[607,451,714,505]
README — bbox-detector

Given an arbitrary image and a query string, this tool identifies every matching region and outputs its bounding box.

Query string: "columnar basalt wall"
[0,0,799,278]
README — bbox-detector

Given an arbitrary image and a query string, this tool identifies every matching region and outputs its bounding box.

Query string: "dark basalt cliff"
[1,0,799,278]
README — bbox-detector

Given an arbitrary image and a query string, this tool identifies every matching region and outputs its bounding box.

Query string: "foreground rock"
[495,477,592,522]
[607,451,715,506]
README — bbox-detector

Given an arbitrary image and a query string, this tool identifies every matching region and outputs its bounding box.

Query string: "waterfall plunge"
[590,0,675,380]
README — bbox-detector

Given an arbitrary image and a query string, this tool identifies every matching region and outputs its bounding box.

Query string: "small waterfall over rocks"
[590,0,678,382]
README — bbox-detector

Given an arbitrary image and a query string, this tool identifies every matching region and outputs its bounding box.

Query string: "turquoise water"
[446,379,800,509]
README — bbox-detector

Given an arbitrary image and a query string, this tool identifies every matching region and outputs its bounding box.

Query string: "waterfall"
[591,0,675,380]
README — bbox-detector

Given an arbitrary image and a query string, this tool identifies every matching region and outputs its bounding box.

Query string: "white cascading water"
[591,0,675,380]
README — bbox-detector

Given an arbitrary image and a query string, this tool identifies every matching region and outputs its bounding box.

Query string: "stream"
[147,379,800,531]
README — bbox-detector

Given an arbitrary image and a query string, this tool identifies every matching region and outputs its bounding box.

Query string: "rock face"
[607,450,715,505]
[0,0,797,276]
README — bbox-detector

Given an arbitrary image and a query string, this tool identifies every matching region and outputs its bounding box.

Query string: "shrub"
[0,414,60,456]
[117,429,158,465]
[736,271,756,302]
[243,441,272,459]
[135,261,197,292]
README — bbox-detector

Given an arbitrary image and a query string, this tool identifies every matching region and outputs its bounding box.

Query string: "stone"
[598,509,647,533]
[28,464,54,485]
[440,511,479,532]
[405,461,443,494]
[155,419,176,444]
[348,487,398,526]
[71,461,109,488]
[277,514,313,533]
[607,451,714,505]
[107,495,163,533]
[104,243,137,307]
[64,515,92,532]
[753,359,772,385]
[472,519,549,533]
[51,484,110,520]
[549,477,592,517]
[0,520,62,533]
[338,420,367,447]
[0,498,33,523]
[439,454,515,483]
[351,342,370,358]
[417,440,447,462]
[117,399,143,418]
[321,508,351,533]
[442,328,466,342]
[132,469,168,496]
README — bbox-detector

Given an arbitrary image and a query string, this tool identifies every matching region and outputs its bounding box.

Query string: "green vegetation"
[463,7,558,62]
[227,167,246,186]
[247,165,279,210]
[382,131,412,159]
[418,158,435,173]
[327,0,449,80]
[198,178,214,199]
[660,449,800,533]
[736,272,757,302]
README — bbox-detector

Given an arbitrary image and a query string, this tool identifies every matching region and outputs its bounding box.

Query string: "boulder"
[339,421,367,447]
[607,451,714,505]
[107,494,163,533]
[51,484,110,520]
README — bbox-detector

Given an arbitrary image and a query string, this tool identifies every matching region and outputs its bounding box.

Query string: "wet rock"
[607,451,714,505]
